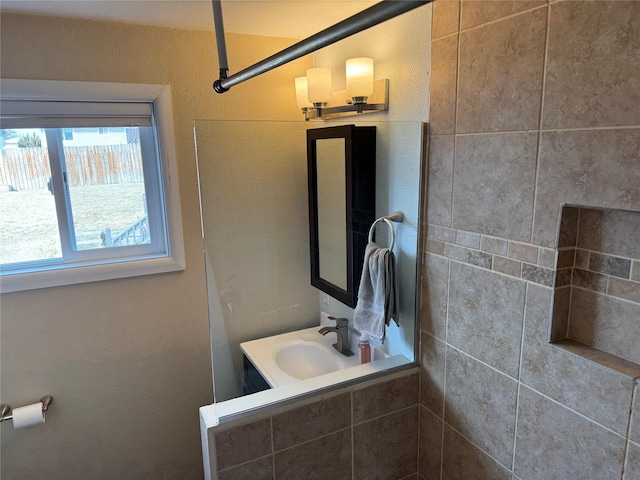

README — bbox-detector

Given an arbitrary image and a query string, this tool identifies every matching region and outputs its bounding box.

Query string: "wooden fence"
[0,145,144,190]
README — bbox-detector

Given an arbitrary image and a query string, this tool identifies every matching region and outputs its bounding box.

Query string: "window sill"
[1,255,185,293]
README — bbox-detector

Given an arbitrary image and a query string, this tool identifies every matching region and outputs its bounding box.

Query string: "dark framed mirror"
[307,125,376,307]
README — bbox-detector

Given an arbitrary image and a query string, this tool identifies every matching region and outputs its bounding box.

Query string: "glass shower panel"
[195,120,423,405]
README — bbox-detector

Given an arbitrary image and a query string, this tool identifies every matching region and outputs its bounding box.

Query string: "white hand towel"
[354,242,391,341]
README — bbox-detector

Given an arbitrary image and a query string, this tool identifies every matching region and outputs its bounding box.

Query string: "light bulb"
[306,67,332,105]
[346,58,374,101]
[294,77,313,109]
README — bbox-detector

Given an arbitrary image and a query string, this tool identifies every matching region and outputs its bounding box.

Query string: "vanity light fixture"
[295,58,389,121]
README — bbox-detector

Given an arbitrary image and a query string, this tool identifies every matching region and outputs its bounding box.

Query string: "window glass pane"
[62,126,151,251]
[0,128,62,263]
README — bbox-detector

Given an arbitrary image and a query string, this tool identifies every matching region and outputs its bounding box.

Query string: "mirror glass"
[316,138,347,290]
[195,120,424,411]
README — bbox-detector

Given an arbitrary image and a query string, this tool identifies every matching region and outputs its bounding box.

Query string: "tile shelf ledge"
[551,338,640,379]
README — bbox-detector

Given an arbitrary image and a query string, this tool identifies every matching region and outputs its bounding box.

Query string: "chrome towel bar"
[368,211,404,250]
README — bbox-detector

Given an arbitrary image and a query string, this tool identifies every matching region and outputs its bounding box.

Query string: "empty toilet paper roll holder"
[0,395,53,423]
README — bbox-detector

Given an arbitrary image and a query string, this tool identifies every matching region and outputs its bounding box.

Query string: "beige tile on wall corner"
[457,8,546,133]
[441,425,512,480]
[426,135,455,226]
[274,429,351,480]
[460,0,546,31]
[558,206,579,248]
[271,393,350,451]
[550,286,570,341]
[569,288,640,365]
[626,442,640,480]
[633,261,640,283]
[543,1,640,129]
[420,253,450,340]
[578,208,640,260]
[352,373,419,424]
[631,383,640,443]
[514,386,627,480]
[353,407,419,480]
[419,406,443,479]
[429,36,458,135]
[218,456,273,480]
[432,0,460,40]
[448,262,527,377]
[420,331,446,418]
[453,133,538,243]
[214,418,272,471]
[521,284,635,436]
[444,348,518,467]
[532,129,640,248]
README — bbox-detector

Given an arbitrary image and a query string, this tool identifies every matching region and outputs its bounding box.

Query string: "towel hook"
[368,211,404,250]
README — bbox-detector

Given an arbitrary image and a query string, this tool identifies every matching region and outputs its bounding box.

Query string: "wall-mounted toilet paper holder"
[0,395,53,423]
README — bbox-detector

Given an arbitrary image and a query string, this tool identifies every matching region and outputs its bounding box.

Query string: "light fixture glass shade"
[346,57,374,98]
[306,67,332,104]
[294,77,313,109]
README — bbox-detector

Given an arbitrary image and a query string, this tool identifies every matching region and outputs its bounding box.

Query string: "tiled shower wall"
[421,1,640,479]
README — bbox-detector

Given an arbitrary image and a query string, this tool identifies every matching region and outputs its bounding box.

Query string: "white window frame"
[0,79,185,292]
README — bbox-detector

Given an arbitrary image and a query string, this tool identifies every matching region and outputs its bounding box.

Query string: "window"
[0,80,184,292]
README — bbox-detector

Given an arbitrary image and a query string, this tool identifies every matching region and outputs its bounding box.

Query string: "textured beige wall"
[0,12,309,479]
[195,120,319,402]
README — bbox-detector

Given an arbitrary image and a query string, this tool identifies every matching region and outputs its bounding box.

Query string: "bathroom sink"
[240,317,393,388]
[273,341,344,380]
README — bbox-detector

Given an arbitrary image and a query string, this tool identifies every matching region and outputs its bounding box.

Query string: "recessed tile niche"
[551,206,640,376]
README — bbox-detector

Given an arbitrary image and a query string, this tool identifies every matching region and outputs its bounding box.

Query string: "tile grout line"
[530,2,551,245]
[458,3,549,36]
[620,383,637,480]
[512,282,530,473]
[428,253,550,288]
[352,402,419,428]
[350,391,355,480]
[216,453,274,475]
[270,416,276,480]
[440,345,447,480]
[449,0,461,231]
[446,124,640,138]
[519,383,628,439]
[437,228,640,268]
[430,236,640,291]
[272,426,353,455]
[571,284,640,307]
[420,402,443,424]
[574,246,639,264]
[416,399,422,478]
[438,249,452,480]
[440,254,452,480]
[441,421,513,474]
[443,342,524,390]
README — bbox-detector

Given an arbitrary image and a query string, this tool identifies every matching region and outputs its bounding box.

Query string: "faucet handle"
[328,316,349,328]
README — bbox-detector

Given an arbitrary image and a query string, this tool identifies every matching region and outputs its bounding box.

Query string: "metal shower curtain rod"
[211,0,432,94]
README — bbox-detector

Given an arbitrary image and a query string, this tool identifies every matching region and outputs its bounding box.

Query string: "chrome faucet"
[319,316,354,357]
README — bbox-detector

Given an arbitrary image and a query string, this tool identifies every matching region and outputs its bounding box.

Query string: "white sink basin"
[274,341,344,380]
[240,319,391,388]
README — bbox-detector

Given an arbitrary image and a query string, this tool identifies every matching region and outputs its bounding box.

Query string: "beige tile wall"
[421,1,640,479]
[210,371,420,480]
